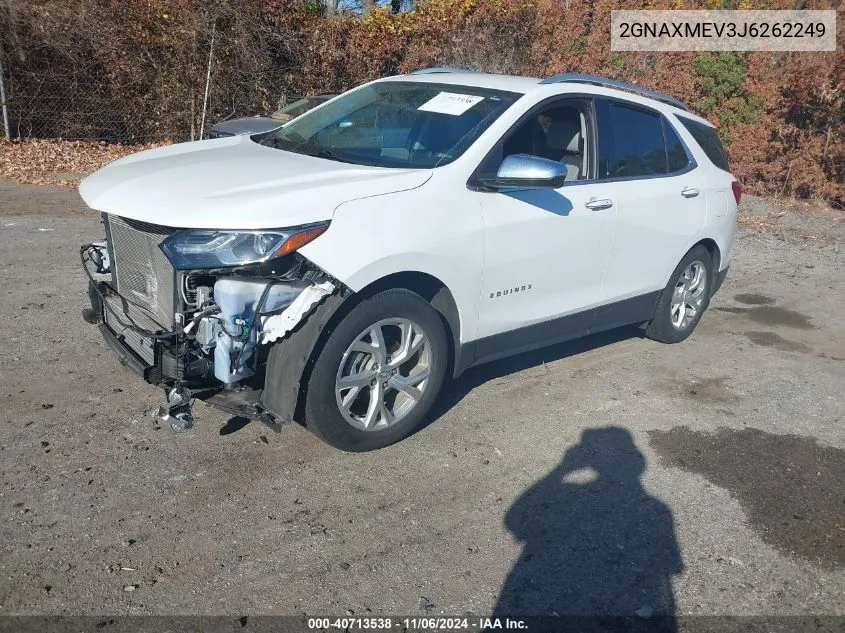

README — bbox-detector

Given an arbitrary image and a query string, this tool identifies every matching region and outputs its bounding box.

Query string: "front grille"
[105,214,177,330]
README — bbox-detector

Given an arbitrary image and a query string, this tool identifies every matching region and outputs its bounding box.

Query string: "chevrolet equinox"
[80,69,739,451]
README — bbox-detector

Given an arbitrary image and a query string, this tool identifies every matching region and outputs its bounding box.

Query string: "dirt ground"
[0,180,843,620]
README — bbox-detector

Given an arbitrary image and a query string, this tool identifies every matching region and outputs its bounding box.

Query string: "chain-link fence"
[1,68,154,142]
[0,1,315,145]
[0,56,300,144]
[0,1,409,145]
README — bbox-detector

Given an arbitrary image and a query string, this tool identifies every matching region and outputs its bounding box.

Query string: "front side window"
[258,81,520,169]
[479,99,593,183]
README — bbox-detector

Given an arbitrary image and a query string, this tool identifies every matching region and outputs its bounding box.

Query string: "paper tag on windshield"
[418,92,484,116]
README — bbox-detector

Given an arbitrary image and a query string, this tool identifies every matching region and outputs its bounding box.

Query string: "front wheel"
[303,289,448,451]
[645,245,712,344]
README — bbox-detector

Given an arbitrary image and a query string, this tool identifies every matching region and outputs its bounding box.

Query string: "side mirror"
[479,154,568,190]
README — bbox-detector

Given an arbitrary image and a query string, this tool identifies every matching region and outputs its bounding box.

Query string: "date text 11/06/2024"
[307,617,528,630]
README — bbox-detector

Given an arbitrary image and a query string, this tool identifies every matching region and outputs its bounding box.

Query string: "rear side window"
[677,116,730,172]
[602,103,666,177]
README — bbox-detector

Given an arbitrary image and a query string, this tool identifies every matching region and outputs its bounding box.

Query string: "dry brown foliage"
[0,139,167,188]
[0,0,842,206]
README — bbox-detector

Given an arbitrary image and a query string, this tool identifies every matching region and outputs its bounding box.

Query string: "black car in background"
[208,94,338,138]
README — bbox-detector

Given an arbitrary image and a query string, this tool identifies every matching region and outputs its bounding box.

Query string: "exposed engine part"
[84,237,346,409]
[157,339,212,382]
[185,357,213,379]
[213,277,310,384]
[195,285,212,308]
[182,304,221,335]
[156,385,194,432]
[181,273,216,307]
[195,317,216,349]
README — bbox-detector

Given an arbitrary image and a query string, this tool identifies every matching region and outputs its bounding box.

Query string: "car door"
[595,99,708,309]
[472,98,617,355]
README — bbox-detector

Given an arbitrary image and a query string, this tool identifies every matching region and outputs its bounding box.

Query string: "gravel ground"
[0,181,843,619]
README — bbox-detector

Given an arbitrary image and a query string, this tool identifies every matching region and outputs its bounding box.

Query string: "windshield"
[258,81,521,169]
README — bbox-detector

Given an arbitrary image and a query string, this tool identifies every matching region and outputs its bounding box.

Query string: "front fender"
[297,181,485,345]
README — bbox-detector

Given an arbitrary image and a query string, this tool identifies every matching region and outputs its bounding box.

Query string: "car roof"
[380,70,714,128]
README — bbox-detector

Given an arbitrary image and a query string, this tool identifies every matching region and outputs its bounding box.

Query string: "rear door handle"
[585,198,613,211]
[681,187,700,198]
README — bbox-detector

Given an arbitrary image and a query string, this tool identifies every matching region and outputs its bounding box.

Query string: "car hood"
[79,135,432,229]
[211,116,283,136]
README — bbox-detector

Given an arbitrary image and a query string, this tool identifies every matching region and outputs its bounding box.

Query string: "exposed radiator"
[102,294,157,365]
[105,214,177,330]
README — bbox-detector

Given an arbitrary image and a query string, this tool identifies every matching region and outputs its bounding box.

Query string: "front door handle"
[681,187,700,198]
[585,198,613,211]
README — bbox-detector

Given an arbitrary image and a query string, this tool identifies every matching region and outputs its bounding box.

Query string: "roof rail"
[408,67,477,75]
[541,73,688,111]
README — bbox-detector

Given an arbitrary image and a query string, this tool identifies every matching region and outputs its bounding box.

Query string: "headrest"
[547,118,581,153]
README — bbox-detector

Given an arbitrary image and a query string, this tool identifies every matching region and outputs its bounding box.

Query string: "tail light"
[731,181,742,205]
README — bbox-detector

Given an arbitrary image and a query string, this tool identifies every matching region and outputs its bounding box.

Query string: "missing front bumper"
[87,282,274,424]
[82,241,345,426]
[97,319,150,379]
[85,279,210,385]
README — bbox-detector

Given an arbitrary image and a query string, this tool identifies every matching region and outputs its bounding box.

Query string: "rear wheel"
[303,289,448,451]
[645,245,712,344]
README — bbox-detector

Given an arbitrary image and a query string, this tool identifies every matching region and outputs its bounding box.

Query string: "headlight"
[160,223,328,269]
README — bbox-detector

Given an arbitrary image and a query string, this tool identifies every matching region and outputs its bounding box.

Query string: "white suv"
[80,69,739,451]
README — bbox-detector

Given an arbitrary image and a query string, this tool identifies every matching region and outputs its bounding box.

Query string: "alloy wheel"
[335,318,432,431]
[670,260,708,330]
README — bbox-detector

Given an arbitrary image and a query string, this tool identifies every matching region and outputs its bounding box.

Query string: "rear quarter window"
[663,119,691,173]
[677,116,730,172]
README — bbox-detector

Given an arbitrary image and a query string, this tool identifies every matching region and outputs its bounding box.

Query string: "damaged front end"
[81,213,341,428]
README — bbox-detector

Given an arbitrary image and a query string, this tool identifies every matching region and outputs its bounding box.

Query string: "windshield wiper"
[265,130,307,150]
[270,135,297,150]
[308,148,356,164]
[268,135,354,164]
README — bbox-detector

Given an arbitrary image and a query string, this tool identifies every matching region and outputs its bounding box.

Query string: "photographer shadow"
[494,427,683,631]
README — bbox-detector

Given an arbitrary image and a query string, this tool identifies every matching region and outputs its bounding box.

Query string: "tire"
[645,245,713,344]
[303,288,448,451]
